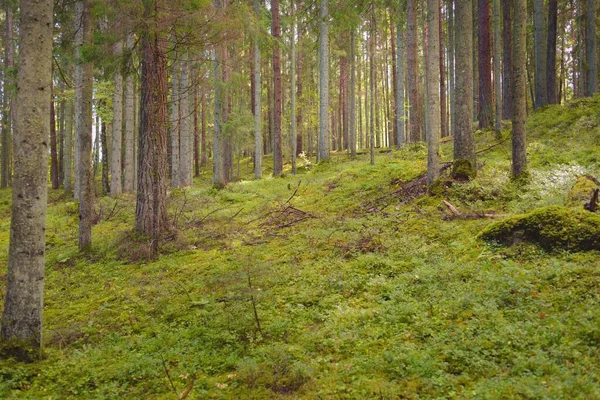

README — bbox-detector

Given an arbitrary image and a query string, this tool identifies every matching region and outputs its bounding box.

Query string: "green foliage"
[1,99,600,398]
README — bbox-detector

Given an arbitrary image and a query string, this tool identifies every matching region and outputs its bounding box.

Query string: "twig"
[442,200,462,216]
[246,266,263,336]
[161,356,179,397]
[285,180,302,204]
[178,374,196,400]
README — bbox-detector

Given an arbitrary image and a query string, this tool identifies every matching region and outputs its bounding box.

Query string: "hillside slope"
[0,98,599,398]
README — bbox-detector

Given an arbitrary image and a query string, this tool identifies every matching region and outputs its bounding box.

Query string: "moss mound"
[451,159,476,181]
[567,175,599,206]
[479,206,600,251]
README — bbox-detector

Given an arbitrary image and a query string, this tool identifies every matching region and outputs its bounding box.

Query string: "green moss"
[451,159,476,181]
[428,178,445,196]
[479,206,600,251]
[567,175,599,206]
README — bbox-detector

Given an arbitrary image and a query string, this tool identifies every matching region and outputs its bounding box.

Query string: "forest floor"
[1,97,600,399]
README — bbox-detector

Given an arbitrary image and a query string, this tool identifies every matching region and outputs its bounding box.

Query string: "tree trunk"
[349,28,357,156]
[253,0,262,178]
[427,0,441,187]
[1,2,14,189]
[395,8,405,147]
[75,0,94,249]
[179,52,192,186]
[193,78,199,178]
[201,87,207,168]
[296,22,304,156]
[272,0,283,176]
[136,0,169,256]
[439,1,447,138]
[50,83,59,189]
[448,0,455,136]
[170,56,180,188]
[493,0,502,134]
[111,38,123,196]
[585,0,597,96]
[123,33,135,193]
[318,0,330,161]
[101,122,109,194]
[546,0,558,104]
[0,0,53,360]
[534,0,547,108]
[291,0,297,174]
[407,0,421,143]
[512,0,527,178]
[502,0,512,119]
[64,100,73,190]
[454,0,476,173]
[478,0,493,129]
[369,2,375,165]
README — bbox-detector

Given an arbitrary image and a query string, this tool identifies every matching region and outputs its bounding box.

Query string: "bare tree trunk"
[318,0,330,161]
[253,0,262,178]
[546,0,558,104]
[454,0,476,175]
[493,0,502,135]
[478,0,493,128]
[1,2,14,189]
[50,83,59,189]
[585,0,597,96]
[179,52,192,186]
[296,22,304,156]
[111,38,124,196]
[75,0,94,249]
[502,0,512,119]
[123,33,135,193]
[396,6,406,147]
[439,1,447,138]
[291,0,297,173]
[349,28,357,156]
[427,0,441,187]
[201,87,207,168]
[193,78,199,178]
[448,0,455,136]
[0,0,53,360]
[272,0,283,175]
[170,56,180,188]
[64,100,73,190]
[407,0,421,143]
[136,0,169,257]
[534,0,547,108]
[512,0,527,178]
[101,122,109,194]
[369,2,375,165]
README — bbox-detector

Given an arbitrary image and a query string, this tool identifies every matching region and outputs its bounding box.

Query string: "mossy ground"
[0,98,599,398]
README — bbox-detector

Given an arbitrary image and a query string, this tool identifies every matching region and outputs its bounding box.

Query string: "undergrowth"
[0,96,599,398]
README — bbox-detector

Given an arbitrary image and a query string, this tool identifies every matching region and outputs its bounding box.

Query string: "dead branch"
[442,200,461,216]
[584,188,599,213]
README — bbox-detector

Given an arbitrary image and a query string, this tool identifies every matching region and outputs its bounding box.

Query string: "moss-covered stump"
[479,206,600,251]
[451,159,476,181]
[567,175,599,207]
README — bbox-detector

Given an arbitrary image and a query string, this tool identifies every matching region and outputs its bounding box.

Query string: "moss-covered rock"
[451,159,476,181]
[479,206,600,251]
[567,175,599,206]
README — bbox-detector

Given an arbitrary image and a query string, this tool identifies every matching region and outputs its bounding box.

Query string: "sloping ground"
[0,98,599,398]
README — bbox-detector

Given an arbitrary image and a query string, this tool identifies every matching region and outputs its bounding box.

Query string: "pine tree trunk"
[448,0,455,136]
[427,0,441,187]
[123,33,136,193]
[272,0,283,175]
[439,1,447,138]
[546,0,558,104]
[585,0,597,95]
[502,0,512,119]
[193,79,199,178]
[454,0,476,173]
[101,122,109,194]
[291,0,297,174]
[396,6,406,147]
[369,2,375,165]
[478,0,493,128]
[512,0,527,178]
[170,57,180,188]
[75,0,94,249]
[64,100,73,191]
[349,28,357,156]
[253,0,262,178]
[50,83,59,189]
[201,87,207,168]
[407,0,421,143]
[1,2,14,189]
[493,0,502,134]
[0,0,53,360]
[179,52,192,186]
[136,0,169,256]
[318,0,330,161]
[111,39,124,196]
[296,22,304,156]
[534,0,547,108]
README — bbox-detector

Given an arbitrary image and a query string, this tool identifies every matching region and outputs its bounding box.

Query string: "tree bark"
[318,0,330,161]
[349,28,357,156]
[427,0,441,187]
[439,1,447,138]
[291,0,297,174]
[585,0,597,96]
[454,0,476,172]
[478,0,493,129]
[369,2,375,165]
[534,0,547,108]
[546,0,558,104]
[512,0,527,178]
[407,0,421,143]
[502,0,512,119]
[448,0,455,136]
[493,0,502,134]
[395,8,405,147]
[253,0,262,178]
[1,0,53,360]
[136,0,168,256]
[50,83,59,189]
[63,100,73,190]
[123,33,135,193]
[111,38,124,196]
[170,56,180,188]
[1,2,14,189]
[179,52,192,186]
[75,0,94,249]
[272,0,283,176]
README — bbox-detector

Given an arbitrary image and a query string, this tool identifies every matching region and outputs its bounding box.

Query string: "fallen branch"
[584,188,599,213]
